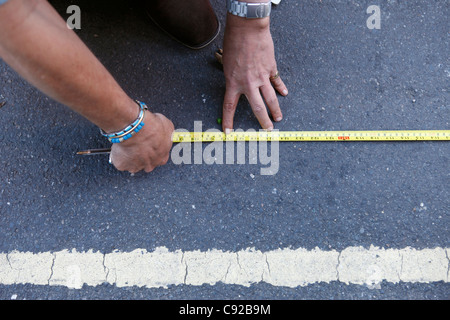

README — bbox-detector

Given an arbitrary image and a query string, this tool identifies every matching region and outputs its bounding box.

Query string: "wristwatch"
[226,0,272,19]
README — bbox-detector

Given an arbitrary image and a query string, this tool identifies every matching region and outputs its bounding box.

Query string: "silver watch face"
[228,0,272,19]
[247,3,271,18]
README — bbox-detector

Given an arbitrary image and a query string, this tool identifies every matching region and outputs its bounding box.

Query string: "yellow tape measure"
[76,130,450,155]
[172,130,450,143]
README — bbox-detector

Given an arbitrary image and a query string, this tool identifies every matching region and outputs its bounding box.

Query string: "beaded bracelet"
[100,100,148,143]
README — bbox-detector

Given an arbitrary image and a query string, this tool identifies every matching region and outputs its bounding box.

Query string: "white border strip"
[1,246,448,289]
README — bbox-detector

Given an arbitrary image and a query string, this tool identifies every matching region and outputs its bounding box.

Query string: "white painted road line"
[0,246,448,289]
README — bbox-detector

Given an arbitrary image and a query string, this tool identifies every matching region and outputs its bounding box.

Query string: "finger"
[270,74,288,96]
[222,88,240,133]
[160,153,170,166]
[144,166,155,173]
[246,89,273,130]
[260,84,283,122]
[110,154,126,172]
[111,149,142,173]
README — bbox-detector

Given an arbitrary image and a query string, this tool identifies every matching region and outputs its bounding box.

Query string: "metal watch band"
[227,0,271,19]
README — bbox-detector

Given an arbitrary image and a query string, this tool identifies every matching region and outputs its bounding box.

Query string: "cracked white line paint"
[0,246,448,289]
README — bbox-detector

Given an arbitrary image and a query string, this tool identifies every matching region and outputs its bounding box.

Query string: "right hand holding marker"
[109,111,175,174]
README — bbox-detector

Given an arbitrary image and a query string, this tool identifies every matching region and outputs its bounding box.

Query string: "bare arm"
[0,0,173,173]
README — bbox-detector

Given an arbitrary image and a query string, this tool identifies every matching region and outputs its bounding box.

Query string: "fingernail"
[225,128,232,134]
[282,89,288,96]
[275,117,283,122]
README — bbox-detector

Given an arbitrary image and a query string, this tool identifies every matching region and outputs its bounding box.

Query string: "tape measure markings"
[76,130,450,155]
[172,130,450,142]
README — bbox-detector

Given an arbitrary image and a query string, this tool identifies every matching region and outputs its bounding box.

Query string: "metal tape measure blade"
[171,130,450,142]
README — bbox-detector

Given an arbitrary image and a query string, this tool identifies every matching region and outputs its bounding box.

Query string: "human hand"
[221,14,288,132]
[109,111,174,173]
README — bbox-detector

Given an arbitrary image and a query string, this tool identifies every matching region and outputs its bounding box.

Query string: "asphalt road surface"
[0,0,449,300]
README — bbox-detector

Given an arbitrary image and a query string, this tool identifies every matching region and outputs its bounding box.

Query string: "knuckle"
[113,161,127,172]
[266,96,278,106]
[252,104,265,113]
[159,157,169,166]
[114,166,125,172]
[244,78,254,88]
[225,80,239,90]
[223,102,236,112]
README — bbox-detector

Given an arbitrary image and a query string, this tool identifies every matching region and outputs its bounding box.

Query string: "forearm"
[0,0,137,133]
